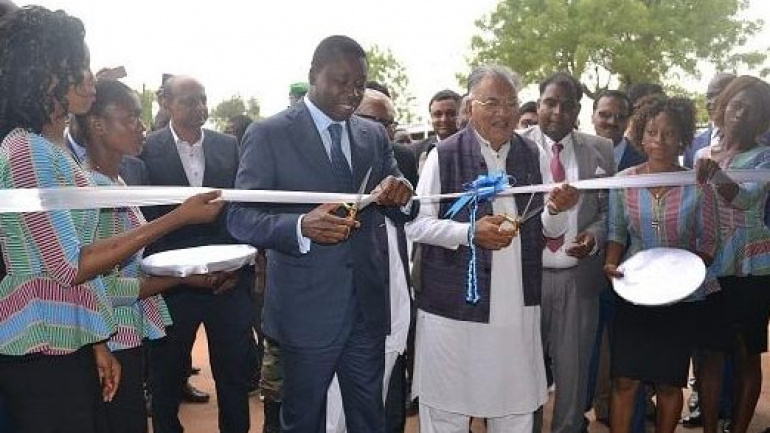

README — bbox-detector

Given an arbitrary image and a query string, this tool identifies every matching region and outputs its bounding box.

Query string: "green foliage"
[210,95,261,131]
[470,0,766,98]
[137,85,156,128]
[366,45,418,124]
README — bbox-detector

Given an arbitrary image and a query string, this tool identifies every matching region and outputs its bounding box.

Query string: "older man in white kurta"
[406,66,578,433]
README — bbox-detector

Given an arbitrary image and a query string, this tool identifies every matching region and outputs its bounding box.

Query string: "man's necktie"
[328,123,353,191]
[550,142,565,183]
[546,142,565,252]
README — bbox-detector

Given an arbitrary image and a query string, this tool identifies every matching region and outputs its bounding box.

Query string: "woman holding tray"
[604,95,718,433]
[74,78,237,433]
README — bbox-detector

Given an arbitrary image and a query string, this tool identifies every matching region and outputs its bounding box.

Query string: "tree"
[210,95,261,130]
[469,0,766,99]
[138,85,156,128]
[366,45,418,124]
[245,96,261,120]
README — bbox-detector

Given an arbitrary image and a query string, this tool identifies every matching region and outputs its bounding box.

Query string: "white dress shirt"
[170,122,205,187]
[532,127,581,269]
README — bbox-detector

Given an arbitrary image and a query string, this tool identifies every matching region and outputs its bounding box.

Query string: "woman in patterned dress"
[694,76,770,433]
[604,95,718,433]
[0,7,224,433]
[75,79,237,433]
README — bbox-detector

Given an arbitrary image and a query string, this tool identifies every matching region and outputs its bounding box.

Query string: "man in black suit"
[227,35,415,433]
[141,76,255,433]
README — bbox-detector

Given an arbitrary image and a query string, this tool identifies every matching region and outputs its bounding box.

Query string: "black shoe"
[263,399,282,433]
[682,411,703,428]
[181,381,210,404]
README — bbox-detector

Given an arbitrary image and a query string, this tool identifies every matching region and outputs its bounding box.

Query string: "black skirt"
[696,275,770,355]
[611,298,698,388]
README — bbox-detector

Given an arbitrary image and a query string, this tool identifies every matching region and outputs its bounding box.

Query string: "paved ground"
[155,328,770,433]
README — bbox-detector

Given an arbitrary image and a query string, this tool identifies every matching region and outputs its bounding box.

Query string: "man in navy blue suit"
[592,90,645,173]
[227,35,415,433]
[586,89,647,432]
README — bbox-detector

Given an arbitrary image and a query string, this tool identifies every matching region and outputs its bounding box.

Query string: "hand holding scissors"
[340,168,373,236]
[301,168,370,245]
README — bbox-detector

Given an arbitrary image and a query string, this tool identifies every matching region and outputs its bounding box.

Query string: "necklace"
[645,163,674,200]
[644,163,669,238]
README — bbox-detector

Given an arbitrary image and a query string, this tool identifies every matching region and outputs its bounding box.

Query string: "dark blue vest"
[417,127,545,323]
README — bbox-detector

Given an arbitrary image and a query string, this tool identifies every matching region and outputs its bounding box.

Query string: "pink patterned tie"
[550,142,565,182]
[546,142,565,252]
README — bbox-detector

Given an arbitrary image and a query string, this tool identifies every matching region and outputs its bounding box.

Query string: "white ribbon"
[0,170,768,213]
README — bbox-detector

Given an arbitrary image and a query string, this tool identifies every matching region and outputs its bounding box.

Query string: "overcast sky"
[30,0,770,125]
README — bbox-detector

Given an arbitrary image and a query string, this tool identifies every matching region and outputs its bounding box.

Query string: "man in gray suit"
[227,36,414,433]
[520,72,614,433]
[141,76,255,433]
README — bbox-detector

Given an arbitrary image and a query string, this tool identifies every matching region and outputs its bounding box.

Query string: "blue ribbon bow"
[444,172,510,304]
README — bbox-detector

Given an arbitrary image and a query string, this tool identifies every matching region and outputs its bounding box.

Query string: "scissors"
[498,192,544,236]
[342,167,373,228]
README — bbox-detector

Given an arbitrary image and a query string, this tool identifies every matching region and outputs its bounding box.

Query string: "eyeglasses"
[358,114,398,129]
[473,98,519,113]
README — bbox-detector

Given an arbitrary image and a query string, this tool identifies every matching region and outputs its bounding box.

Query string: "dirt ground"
[155,328,770,433]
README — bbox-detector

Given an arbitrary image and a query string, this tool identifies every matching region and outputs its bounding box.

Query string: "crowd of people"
[1,4,770,433]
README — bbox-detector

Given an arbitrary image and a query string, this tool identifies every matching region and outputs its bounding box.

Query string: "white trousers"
[325,350,400,433]
[419,402,534,433]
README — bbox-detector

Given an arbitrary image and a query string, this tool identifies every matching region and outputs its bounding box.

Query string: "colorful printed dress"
[87,168,172,351]
[607,165,720,299]
[697,145,770,277]
[606,165,718,386]
[0,129,116,355]
[694,145,770,354]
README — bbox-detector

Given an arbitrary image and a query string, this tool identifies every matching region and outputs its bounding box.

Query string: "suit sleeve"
[226,123,304,256]
[375,133,419,224]
[584,140,615,248]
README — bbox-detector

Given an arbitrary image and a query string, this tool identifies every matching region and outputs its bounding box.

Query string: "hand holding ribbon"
[444,172,511,304]
[445,172,510,219]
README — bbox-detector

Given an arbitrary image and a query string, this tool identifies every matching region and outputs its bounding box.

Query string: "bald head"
[163,76,203,102]
[162,76,208,131]
[706,73,736,120]
[356,89,397,140]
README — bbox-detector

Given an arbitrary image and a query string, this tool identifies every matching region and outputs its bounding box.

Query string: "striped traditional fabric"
[607,165,720,299]
[88,169,172,352]
[0,129,116,356]
[701,145,770,277]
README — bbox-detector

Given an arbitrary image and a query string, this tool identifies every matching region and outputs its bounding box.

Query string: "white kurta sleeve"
[405,151,470,250]
[540,206,569,238]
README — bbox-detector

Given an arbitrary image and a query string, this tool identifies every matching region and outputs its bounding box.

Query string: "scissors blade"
[520,203,545,224]
[353,167,373,211]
